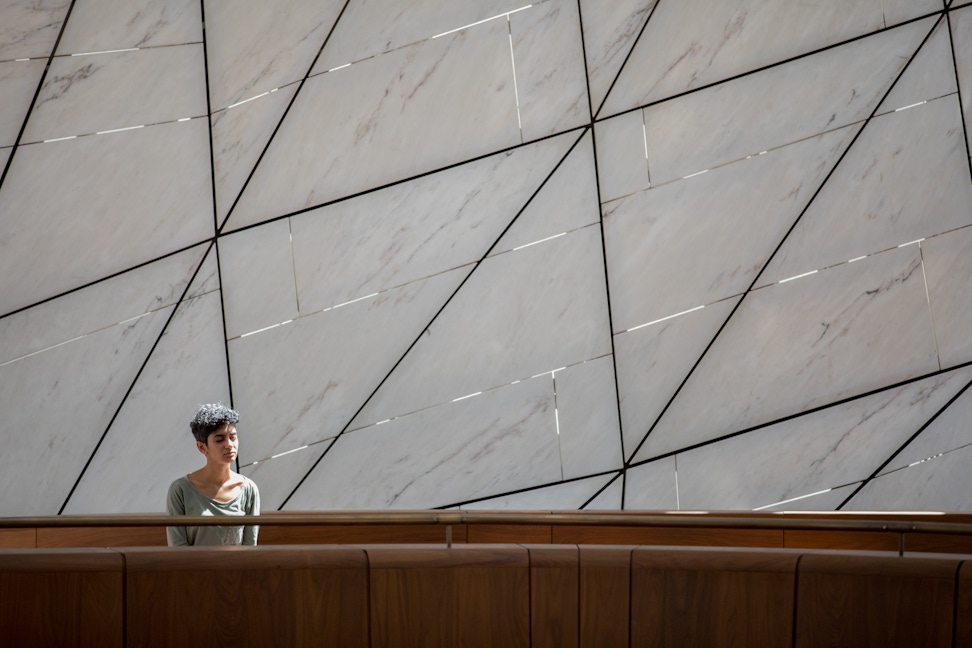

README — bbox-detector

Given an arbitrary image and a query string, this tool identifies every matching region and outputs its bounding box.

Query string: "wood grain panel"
[795,553,960,648]
[956,560,972,648]
[579,545,632,648]
[905,532,972,554]
[37,525,166,547]
[0,528,35,548]
[258,523,461,544]
[783,529,899,551]
[368,545,529,648]
[466,523,551,544]
[123,546,369,648]
[631,547,798,647]
[553,525,783,547]
[527,545,579,648]
[0,549,123,647]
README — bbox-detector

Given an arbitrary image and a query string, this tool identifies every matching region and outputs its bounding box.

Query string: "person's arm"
[165,481,190,547]
[242,480,260,546]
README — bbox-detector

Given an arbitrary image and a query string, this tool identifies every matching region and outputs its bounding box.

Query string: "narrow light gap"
[918,242,943,371]
[43,135,76,142]
[898,237,925,247]
[96,124,144,135]
[682,169,708,179]
[331,292,379,310]
[512,231,566,251]
[238,319,294,339]
[508,22,523,138]
[674,455,680,511]
[624,304,705,333]
[271,445,308,460]
[70,47,139,56]
[328,63,351,72]
[226,90,270,110]
[848,255,868,262]
[753,488,832,511]
[778,269,818,284]
[15,58,30,62]
[451,391,482,402]
[432,5,533,39]
[178,117,192,122]
[0,335,84,367]
[895,100,927,112]
[553,373,564,481]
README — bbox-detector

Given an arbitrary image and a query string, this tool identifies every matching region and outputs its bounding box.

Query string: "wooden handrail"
[2,510,972,536]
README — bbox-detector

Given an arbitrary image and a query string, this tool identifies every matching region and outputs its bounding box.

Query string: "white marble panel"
[240,443,328,511]
[674,367,972,511]
[490,130,598,256]
[922,227,972,368]
[0,59,44,146]
[0,305,171,516]
[882,0,942,26]
[55,0,200,54]
[614,296,741,462]
[594,110,648,203]
[584,474,623,509]
[603,125,856,333]
[952,5,972,152]
[0,119,213,315]
[350,225,613,428]
[760,484,859,512]
[877,17,956,114]
[211,83,298,226]
[229,266,471,463]
[22,45,206,143]
[602,0,885,115]
[844,444,972,510]
[578,0,657,116]
[0,0,70,60]
[624,458,677,510]
[186,244,221,299]
[202,0,344,110]
[63,289,230,514]
[510,0,589,140]
[462,474,615,510]
[227,19,522,231]
[219,220,298,339]
[637,245,940,461]
[0,244,207,364]
[286,374,562,510]
[0,146,9,173]
[641,17,934,185]
[882,369,972,472]
[555,356,623,480]
[759,97,971,287]
[291,130,577,312]
[313,0,520,73]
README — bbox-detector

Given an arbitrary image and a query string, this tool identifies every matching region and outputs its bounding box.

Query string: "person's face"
[198,423,238,464]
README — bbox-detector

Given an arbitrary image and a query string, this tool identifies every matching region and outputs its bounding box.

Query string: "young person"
[166,403,260,546]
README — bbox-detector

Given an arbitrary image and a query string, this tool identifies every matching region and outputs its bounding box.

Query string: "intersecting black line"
[577,0,629,476]
[0,0,77,195]
[58,241,218,514]
[623,14,946,466]
[278,127,591,510]
[835,373,972,510]
[946,6,972,208]
[215,0,351,233]
[580,470,622,509]
[590,0,661,121]
[429,468,621,511]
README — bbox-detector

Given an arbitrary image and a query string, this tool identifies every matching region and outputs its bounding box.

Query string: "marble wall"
[1,0,970,515]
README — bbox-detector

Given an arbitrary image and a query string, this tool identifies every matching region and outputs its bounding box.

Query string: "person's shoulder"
[241,474,259,492]
[167,475,192,493]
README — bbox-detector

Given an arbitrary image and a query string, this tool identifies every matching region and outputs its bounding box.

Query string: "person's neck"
[198,462,233,485]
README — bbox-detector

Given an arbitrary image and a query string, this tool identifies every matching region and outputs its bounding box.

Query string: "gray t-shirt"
[166,475,260,546]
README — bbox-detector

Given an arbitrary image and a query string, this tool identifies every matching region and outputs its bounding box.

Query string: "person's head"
[190,403,240,464]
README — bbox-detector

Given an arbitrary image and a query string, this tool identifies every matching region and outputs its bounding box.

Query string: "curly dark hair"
[189,403,239,443]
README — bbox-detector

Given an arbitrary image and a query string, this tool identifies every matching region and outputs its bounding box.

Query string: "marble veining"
[229,267,472,463]
[227,17,521,231]
[490,130,599,256]
[219,219,299,339]
[510,0,589,141]
[461,473,614,509]
[55,0,201,55]
[0,59,45,147]
[640,17,934,186]
[603,124,855,333]
[290,130,577,313]
[876,17,956,114]
[555,356,623,479]
[22,45,207,143]
[673,367,972,510]
[921,227,972,369]
[602,0,886,115]
[0,305,172,516]
[0,244,207,365]
[758,96,972,287]
[0,119,213,315]
[593,110,649,204]
[578,0,657,115]
[637,244,940,462]
[0,0,70,60]
[63,288,230,514]
[845,444,972,510]
[286,374,562,510]
[202,0,344,110]
[350,225,613,430]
